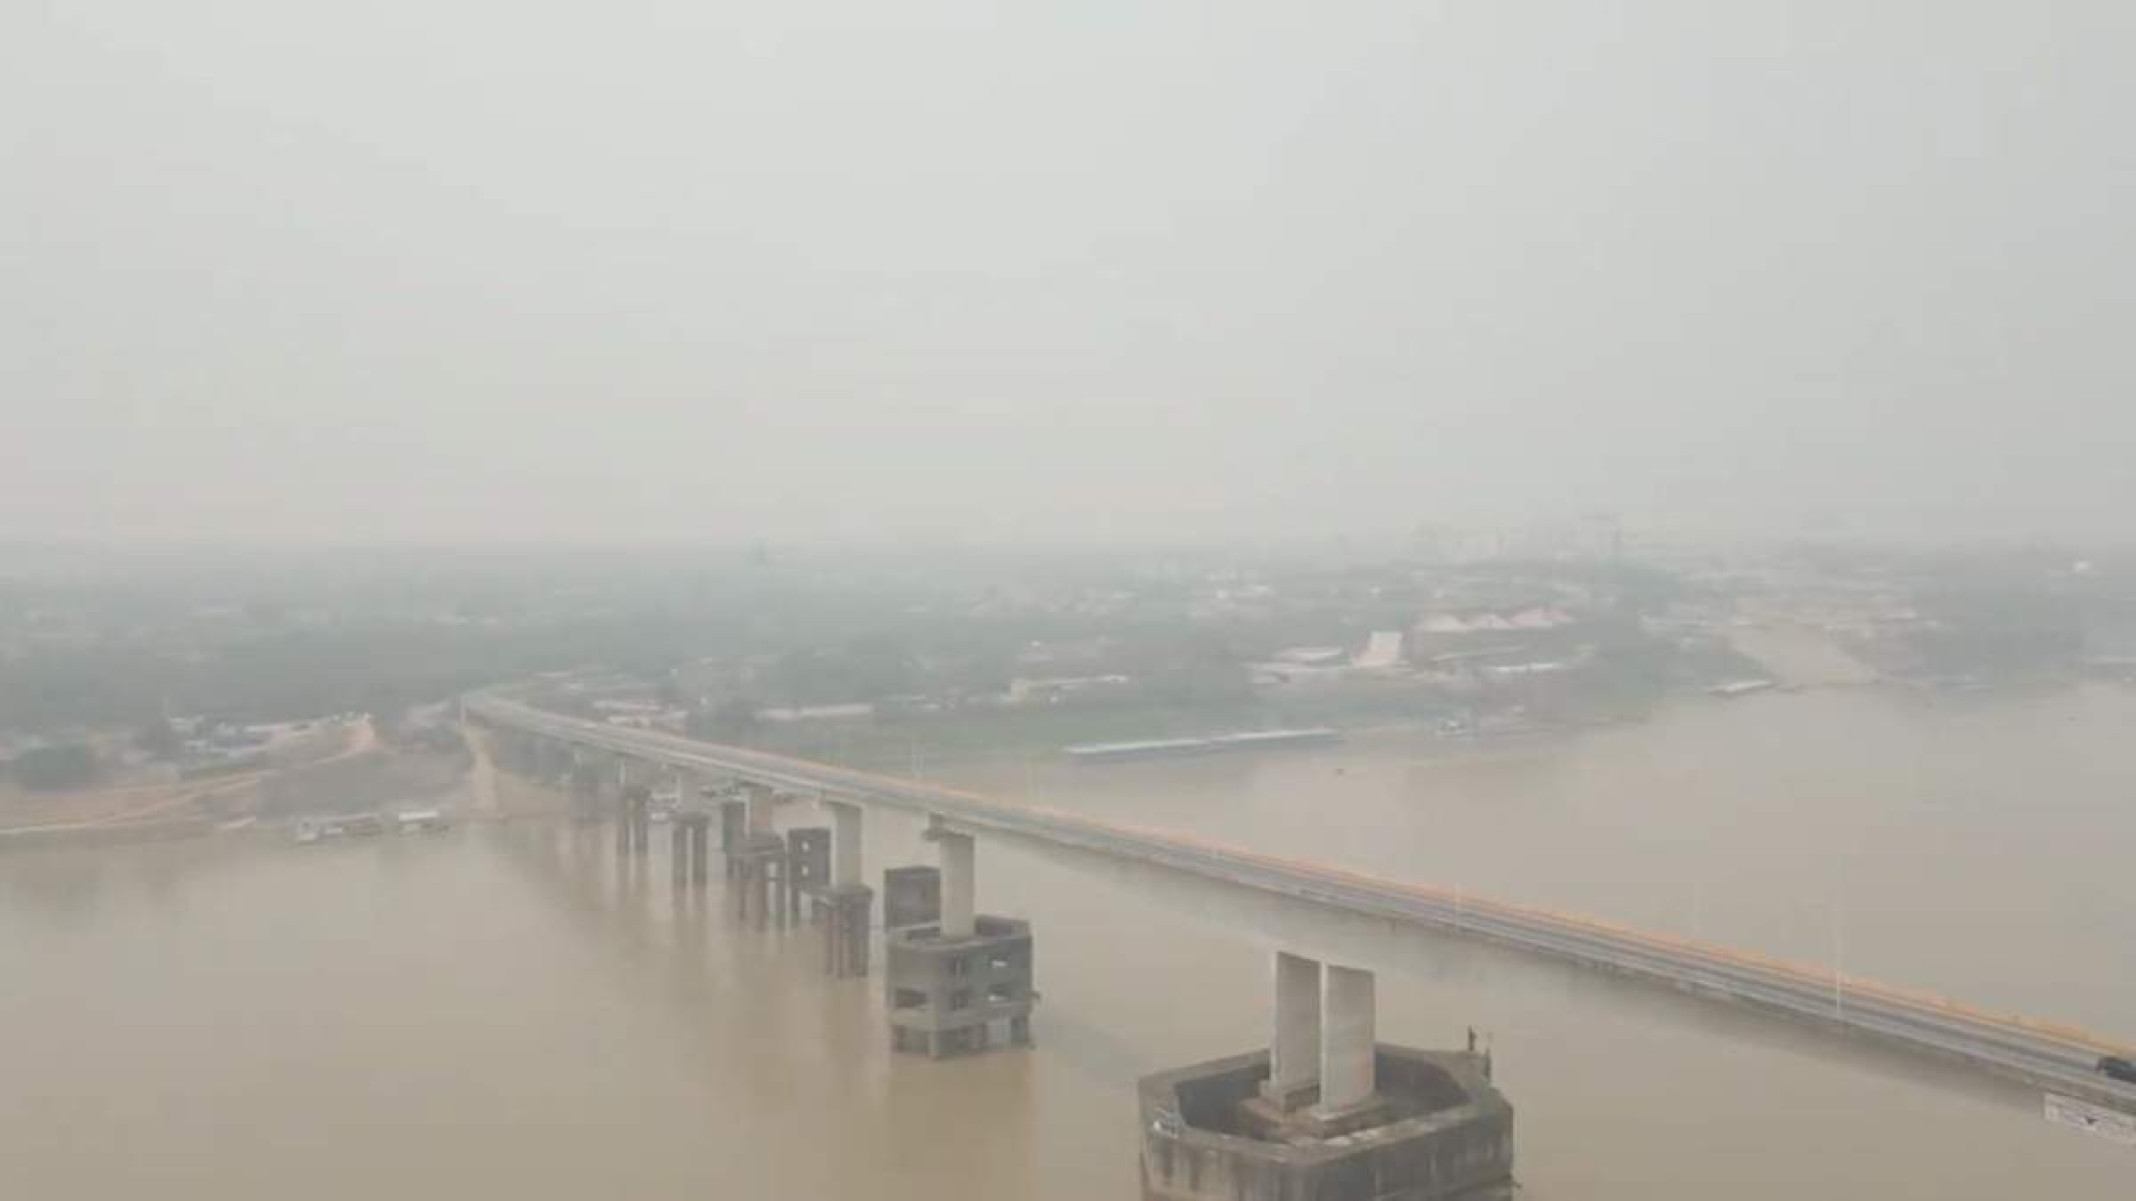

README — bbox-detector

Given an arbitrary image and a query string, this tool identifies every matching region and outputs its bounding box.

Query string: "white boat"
[395,808,451,834]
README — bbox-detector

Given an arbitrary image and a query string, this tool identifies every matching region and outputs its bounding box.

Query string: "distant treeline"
[0,553,1695,736]
[0,617,723,732]
[8,744,102,791]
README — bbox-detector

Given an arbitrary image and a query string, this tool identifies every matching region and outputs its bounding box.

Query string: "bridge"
[466,692,2136,1118]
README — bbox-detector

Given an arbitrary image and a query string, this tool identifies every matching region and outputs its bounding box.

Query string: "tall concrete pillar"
[937,827,975,941]
[1264,951,1322,1106]
[1318,964,1377,1113]
[828,800,863,889]
[745,782,775,834]
[689,818,710,884]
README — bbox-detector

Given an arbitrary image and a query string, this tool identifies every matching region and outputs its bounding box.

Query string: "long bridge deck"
[468,695,2136,1112]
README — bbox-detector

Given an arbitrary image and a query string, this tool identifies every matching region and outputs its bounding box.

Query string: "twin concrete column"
[1264,951,1378,1114]
[1320,965,1376,1112]
[1267,951,1323,1104]
[936,826,975,941]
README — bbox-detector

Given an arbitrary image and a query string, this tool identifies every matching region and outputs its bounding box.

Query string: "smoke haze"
[9,2,2134,545]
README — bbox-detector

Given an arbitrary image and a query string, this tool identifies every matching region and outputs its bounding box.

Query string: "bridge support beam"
[616,780,651,857]
[817,885,873,977]
[690,816,710,883]
[668,813,713,887]
[1258,953,1379,1115]
[719,799,747,878]
[725,787,789,928]
[734,842,788,927]
[786,827,830,922]
[744,781,776,834]
[827,800,863,889]
[934,824,975,941]
[1319,965,1376,1115]
[566,748,603,820]
[1264,951,1322,1108]
[808,801,871,976]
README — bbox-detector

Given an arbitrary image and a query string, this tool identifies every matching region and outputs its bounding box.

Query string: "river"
[3,685,2131,1198]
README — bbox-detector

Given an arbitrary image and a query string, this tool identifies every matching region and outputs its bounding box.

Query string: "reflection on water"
[3,686,2132,1199]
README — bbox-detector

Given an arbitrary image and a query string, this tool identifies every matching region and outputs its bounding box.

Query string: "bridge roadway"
[468,695,2136,1113]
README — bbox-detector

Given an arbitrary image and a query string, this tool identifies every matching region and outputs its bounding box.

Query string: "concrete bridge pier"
[566,749,604,821]
[1259,952,1378,1115]
[1139,951,1513,1201]
[1264,950,1322,1109]
[736,843,790,928]
[785,827,830,922]
[616,776,651,858]
[718,797,747,878]
[686,814,712,884]
[667,812,713,887]
[882,865,942,930]
[884,819,1036,1057]
[935,824,976,941]
[813,799,873,977]
[724,785,789,928]
[1320,964,1377,1114]
[721,782,786,918]
[743,781,777,834]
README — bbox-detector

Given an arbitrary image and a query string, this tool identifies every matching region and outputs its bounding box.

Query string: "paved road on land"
[467,695,2136,1115]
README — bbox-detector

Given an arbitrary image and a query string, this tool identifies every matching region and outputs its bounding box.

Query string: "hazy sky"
[7,3,2134,546]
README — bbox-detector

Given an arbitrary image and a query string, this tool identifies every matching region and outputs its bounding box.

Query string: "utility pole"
[1832,854,1847,1025]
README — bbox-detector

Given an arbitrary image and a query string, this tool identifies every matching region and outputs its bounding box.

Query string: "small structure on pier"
[882,865,942,930]
[1138,952,1513,1200]
[885,915,1036,1058]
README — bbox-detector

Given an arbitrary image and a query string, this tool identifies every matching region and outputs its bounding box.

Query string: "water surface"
[4,685,2132,1198]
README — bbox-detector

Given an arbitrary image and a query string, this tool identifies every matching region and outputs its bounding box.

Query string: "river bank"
[0,721,478,852]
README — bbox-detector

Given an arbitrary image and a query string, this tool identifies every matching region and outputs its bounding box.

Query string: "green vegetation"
[10,744,101,791]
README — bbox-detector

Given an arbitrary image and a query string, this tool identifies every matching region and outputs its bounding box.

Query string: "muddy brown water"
[4,685,2132,1197]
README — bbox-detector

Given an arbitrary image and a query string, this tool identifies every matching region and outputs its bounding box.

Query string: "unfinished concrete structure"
[614,780,652,857]
[718,798,748,877]
[883,821,1036,1057]
[809,799,873,977]
[885,916,1035,1057]
[1139,952,1513,1201]
[730,832,790,926]
[470,711,1046,1049]
[669,812,712,885]
[785,826,830,921]
[882,864,942,930]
